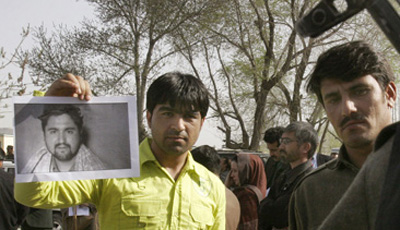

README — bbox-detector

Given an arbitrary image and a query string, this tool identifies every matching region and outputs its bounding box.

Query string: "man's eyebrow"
[348,83,370,91]
[158,105,199,114]
[322,91,340,101]
[46,126,78,130]
[158,106,174,112]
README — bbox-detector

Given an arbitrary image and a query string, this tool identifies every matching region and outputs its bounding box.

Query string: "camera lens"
[312,9,326,25]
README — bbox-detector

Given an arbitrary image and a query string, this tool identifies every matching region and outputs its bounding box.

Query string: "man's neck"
[53,157,76,171]
[150,142,188,180]
[345,144,373,169]
[290,158,308,169]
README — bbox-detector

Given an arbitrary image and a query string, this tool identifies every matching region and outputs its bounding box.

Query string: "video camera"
[296,0,400,53]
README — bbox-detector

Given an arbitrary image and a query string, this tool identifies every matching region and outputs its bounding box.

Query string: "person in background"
[310,152,332,169]
[225,153,267,230]
[329,148,339,159]
[289,41,396,230]
[219,157,230,182]
[61,204,99,230]
[259,121,317,230]
[0,154,30,229]
[192,145,240,230]
[0,147,6,160]
[21,208,53,230]
[6,145,14,161]
[263,127,289,193]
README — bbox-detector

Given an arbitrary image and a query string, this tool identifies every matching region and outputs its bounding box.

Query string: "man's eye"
[354,88,369,96]
[48,130,57,134]
[162,112,174,117]
[326,97,340,105]
[67,130,75,134]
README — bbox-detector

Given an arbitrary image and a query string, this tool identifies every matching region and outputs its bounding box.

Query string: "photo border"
[13,96,140,183]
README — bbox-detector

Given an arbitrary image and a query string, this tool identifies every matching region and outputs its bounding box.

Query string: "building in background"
[0,128,13,152]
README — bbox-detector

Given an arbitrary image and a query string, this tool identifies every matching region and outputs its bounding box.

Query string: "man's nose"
[57,132,66,143]
[171,115,185,131]
[341,97,357,117]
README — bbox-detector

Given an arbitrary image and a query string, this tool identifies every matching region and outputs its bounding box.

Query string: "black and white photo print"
[13,96,140,182]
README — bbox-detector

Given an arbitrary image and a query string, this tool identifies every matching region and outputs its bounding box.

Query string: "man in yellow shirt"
[15,72,226,229]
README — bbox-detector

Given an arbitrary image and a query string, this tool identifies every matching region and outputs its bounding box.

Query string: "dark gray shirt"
[289,146,359,230]
[318,124,395,230]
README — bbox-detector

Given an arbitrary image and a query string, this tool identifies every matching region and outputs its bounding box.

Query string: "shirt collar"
[139,138,198,174]
[330,144,359,173]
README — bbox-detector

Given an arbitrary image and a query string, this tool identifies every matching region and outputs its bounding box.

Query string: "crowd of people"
[1,39,399,230]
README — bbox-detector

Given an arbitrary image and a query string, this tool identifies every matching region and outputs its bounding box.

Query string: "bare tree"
[26,0,225,141]
[0,26,30,101]
[176,0,347,150]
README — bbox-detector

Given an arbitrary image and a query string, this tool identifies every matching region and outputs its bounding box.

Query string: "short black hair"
[39,104,83,132]
[307,41,394,105]
[264,126,285,145]
[284,121,318,159]
[146,72,209,118]
[191,145,221,174]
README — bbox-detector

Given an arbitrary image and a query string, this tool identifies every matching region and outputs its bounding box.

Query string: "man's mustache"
[55,143,71,149]
[339,113,366,128]
[167,130,188,138]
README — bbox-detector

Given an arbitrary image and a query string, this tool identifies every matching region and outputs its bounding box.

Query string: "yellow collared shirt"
[15,138,226,229]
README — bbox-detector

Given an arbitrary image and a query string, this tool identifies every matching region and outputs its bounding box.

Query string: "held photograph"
[13,96,140,183]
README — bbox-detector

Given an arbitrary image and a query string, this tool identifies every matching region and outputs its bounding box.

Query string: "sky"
[0,0,224,148]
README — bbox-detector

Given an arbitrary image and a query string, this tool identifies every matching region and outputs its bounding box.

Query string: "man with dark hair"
[259,121,317,230]
[21,104,105,173]
[191,145,222,174]
[6,145,14,161]
[0,155,30,229]
[289,41,396,230]
[192,145,240,230]
[263,126,289,191]
[15,72,226,229]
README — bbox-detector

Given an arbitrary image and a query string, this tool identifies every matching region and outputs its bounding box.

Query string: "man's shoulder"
[21,147,51,173]
[375,122,398,151]
[294,159,340,188]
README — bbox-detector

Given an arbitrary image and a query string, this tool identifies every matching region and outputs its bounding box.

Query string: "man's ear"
[386,81,397,108]
[146,110,152,128]
[200,117,205,128]
[301,142,312,156]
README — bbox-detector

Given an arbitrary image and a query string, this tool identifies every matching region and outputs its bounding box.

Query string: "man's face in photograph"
[44,113,81,161]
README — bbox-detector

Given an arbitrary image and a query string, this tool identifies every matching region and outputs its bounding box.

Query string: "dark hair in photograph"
[146,72,210,118]
[38,104,83,132]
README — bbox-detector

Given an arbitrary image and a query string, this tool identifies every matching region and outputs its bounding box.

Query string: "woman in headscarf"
[225,153,267,230]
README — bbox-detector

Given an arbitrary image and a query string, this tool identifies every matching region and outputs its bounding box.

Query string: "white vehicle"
[2,160,15,174]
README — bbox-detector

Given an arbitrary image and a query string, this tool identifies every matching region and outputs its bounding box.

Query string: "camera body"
[296,0,367,37]
[296,0,400,53]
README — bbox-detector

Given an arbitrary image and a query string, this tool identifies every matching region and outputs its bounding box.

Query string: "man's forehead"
[156,103,199,113]
[320,75,380,94]
[267,142,279,148]
[46,114,78,127]
[282,131,295,138]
